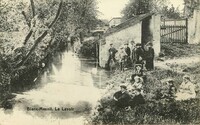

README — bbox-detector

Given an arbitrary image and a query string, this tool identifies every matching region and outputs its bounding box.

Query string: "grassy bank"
[160,43,200,58]
[87,64,200,124]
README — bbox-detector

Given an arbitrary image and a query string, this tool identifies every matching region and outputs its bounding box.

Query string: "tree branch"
[48,0,63,28]
[30,0,35,18]
[22,11,31,27]
[23,30,33,45]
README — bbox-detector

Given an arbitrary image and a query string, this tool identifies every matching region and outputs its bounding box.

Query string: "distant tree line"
[121,0,183,20]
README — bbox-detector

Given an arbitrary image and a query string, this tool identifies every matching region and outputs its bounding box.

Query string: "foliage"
[0,0,27,31]
[79,38,98,58]
[53,0,99,43]
[89,98,200,124]
[121,0,182,20]
[121,0,151,19]
[160,5,182,19]
[184,0,200,17]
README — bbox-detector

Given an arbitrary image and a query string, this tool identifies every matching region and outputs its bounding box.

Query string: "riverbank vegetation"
[87,64,200,124]
[0,0,100,109]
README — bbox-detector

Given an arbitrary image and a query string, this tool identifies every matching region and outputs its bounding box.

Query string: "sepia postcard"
[0,0,200,125]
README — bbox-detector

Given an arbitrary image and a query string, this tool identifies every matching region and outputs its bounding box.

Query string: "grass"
[88,65,200,124]
[160,43,200,58]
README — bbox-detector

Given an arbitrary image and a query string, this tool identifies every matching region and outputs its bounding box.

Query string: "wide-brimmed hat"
[183,75,191,81]
[147,42,153,46]
[131,40,135,43]
[124,43,128,45]
[136,43,141,46]
[120,84,127,89]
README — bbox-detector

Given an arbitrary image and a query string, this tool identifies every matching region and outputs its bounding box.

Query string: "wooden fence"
[160,19,188,44]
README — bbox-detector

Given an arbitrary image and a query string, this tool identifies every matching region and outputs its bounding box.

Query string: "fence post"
[186,18,188,44]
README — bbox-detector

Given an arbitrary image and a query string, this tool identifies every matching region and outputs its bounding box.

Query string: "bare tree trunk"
[23,0,36,45]
[22,11,31,27]
[16,0,63,68]
[24,30,33,45]
[30,0,35,18]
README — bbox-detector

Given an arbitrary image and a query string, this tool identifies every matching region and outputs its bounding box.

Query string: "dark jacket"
[125,47,131,57]
[145,47,154,59]
[135,47,144,62]
[113,91,131,108]
[130,94,145,108]
[108,47,118,57]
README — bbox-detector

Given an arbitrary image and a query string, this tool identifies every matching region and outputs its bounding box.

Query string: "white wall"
[188,10,200,44]
[150,14,161,56]
[99,23,142,67]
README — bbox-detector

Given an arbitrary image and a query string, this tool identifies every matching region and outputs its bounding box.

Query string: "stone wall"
[188,10,200,44]
[149,14,161,56]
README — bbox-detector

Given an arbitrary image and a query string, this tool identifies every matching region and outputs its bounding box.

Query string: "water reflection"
[0,51,110,125]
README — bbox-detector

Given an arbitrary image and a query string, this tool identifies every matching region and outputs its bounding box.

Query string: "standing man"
[118,46,127,71]
[145,42,154,71]
[125,43,131,57]
[124,43,131,68]
[107,43,118,69]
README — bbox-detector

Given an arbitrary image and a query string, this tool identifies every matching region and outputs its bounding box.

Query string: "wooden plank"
[161,28,185,37]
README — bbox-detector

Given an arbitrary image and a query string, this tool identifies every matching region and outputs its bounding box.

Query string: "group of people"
[113,74,197,110]
[113,75,145,110]
[107,40,155,72]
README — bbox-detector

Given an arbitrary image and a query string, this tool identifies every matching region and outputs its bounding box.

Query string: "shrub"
[79,38,98,58]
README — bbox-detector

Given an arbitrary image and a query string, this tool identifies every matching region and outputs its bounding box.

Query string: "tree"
[183,0,200,17]
[121,0,151,19]
[16,0,63,67]
[121,0,182,20]
[1,0,99,69]
[55,0,99,42]
[160,5,181,19]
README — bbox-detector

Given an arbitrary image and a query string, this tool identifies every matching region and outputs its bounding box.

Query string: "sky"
[97,0,184,20]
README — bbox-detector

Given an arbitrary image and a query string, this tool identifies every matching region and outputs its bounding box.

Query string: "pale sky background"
[97,0,184,20]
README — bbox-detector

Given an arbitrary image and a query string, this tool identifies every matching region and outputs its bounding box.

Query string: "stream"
[0,51,110,125]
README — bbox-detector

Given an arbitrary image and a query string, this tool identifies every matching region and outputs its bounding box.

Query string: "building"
[109,17,122,28]
[99,13,161,67]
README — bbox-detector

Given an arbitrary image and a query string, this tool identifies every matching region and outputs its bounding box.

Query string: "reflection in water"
[0,51,105,125]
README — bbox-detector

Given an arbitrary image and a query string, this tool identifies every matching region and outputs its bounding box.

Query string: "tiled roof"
[105,13,154,36]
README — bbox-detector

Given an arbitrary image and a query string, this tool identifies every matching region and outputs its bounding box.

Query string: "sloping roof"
[105,13,154,36]
[109,17,122,23]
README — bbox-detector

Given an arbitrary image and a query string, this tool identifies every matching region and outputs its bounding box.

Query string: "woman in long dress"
[176,75,196,101]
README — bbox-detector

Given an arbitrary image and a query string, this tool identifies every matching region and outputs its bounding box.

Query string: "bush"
[79,38,97,58]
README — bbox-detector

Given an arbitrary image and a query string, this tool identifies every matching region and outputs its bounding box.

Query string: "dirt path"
[155,55,200,71]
